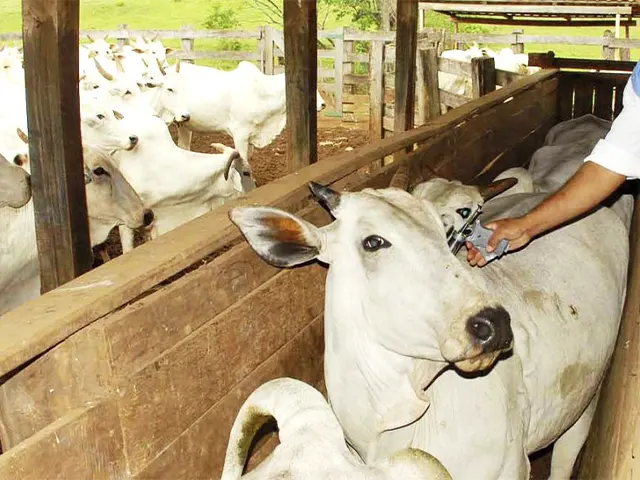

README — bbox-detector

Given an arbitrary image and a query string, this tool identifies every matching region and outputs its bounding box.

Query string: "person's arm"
[467,161,625,267]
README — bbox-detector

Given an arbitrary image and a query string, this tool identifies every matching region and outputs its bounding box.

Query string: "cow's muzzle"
[441,305,514,373]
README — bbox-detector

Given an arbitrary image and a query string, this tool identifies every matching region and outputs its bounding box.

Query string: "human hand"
[466,217,533,267]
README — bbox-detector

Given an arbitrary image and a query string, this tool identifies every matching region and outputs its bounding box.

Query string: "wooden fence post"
[369,40,385,140]
[262,25,275,74]
[343,26,355,94]
[22,0,92,293]
[511,29,524,54]
[117,23,129,47]
[622,25,631,61]
[394,0,418,158]
[283,0,318,171]
[333,27,344,116]
[602,29,615,60]
[417,47,440,125]
[471,56,496,99]
[180,24,195,64]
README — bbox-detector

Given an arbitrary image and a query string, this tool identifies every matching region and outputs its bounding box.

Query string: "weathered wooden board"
[578,194,640,478]
[116,264,326,473]
[0,402,125,479]
[135,317,324,479]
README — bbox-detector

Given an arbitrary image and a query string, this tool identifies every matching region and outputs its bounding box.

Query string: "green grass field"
[0,0,637,62]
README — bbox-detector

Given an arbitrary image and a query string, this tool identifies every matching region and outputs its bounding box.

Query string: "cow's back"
[480,192,629,452]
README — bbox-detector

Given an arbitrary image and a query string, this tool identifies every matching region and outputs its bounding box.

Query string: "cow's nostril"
[143,209,154,227]
[129,135,139,146]
[181,113,191,122]
[466,306,513,352]
[469,317,494,343]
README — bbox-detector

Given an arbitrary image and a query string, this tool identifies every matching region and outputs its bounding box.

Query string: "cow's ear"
[229,207,322,268]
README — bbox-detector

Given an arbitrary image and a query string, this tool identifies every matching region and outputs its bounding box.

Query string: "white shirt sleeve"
[584,71,640,179]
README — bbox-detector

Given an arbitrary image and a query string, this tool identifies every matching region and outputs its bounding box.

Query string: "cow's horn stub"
[93,57,114,81]
[309,182,341,211]
[16,127,28,144]
[478,177,518,201]
[224,151,241,181]
[389,161,411,191]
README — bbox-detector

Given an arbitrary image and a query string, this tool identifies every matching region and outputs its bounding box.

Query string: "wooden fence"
[2,25,637,133]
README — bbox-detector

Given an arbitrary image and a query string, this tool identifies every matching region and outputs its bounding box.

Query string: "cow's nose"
[181,113,191,122]
[143,209,155,227]
[466,306,513,353]
[129,135,139,146]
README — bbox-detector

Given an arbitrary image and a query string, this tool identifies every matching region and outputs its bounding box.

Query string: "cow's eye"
[93,167,107,176]
[125,90,132,95]
[362,235,392,252]
[167,88,174,93]
[96,114,105,120]
[13,155,23,166]
[456,207,471,219]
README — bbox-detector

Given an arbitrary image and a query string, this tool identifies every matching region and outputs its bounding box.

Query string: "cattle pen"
[2,0,640,479]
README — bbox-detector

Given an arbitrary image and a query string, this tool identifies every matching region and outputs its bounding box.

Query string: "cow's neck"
[0,201,37,294]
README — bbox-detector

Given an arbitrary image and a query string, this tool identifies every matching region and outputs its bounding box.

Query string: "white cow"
[173,61,326,161]
[230,117,631,478]
[113,113,255,251]
[0,153,30,209]
[222,377,452,480]
[0,148,150,316]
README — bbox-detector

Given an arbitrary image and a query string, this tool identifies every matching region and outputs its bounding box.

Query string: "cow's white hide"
[0,149,147,316]
[172,61,326,161]
[113,113,255,251]
[221,377,452,480]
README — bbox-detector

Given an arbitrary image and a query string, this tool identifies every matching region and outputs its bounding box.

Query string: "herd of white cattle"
[227,113,632,479]
[0,35,327,315]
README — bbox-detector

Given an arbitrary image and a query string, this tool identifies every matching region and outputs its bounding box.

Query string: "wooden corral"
[1,63,632,477]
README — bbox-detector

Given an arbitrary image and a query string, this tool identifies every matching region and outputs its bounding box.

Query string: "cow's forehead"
[336,188,439,229]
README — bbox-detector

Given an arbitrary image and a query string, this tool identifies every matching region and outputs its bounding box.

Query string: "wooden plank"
[283,0,317,172]
[179,24,195,65]
[408,77,558,182]
[452,17,637,27]
[438,57,472,77]
[573,77,595,117]
[593,79,615,121]
[134,317,325,479]
[417,47,441,125]
[0,69,559,381]
[369,40,385,140]
[538,57,636,72]
[440,89,469,108]
[174,50,262,61]
[393,0,419,139]
[117,264,326,473]
[614,81,625,118]
[426,3,632,14]
[430,85,558,182]
[333,28,344,116]
[343,74,369,85]
[22,0,91,293]
[474,118,556,185]
[0,323,111,448]
[578,194,640,479]
[471,56,496,99]
[0,402,125,480]
[262,26,274,75]
[496,69,523,87]
[558,74,575,122]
